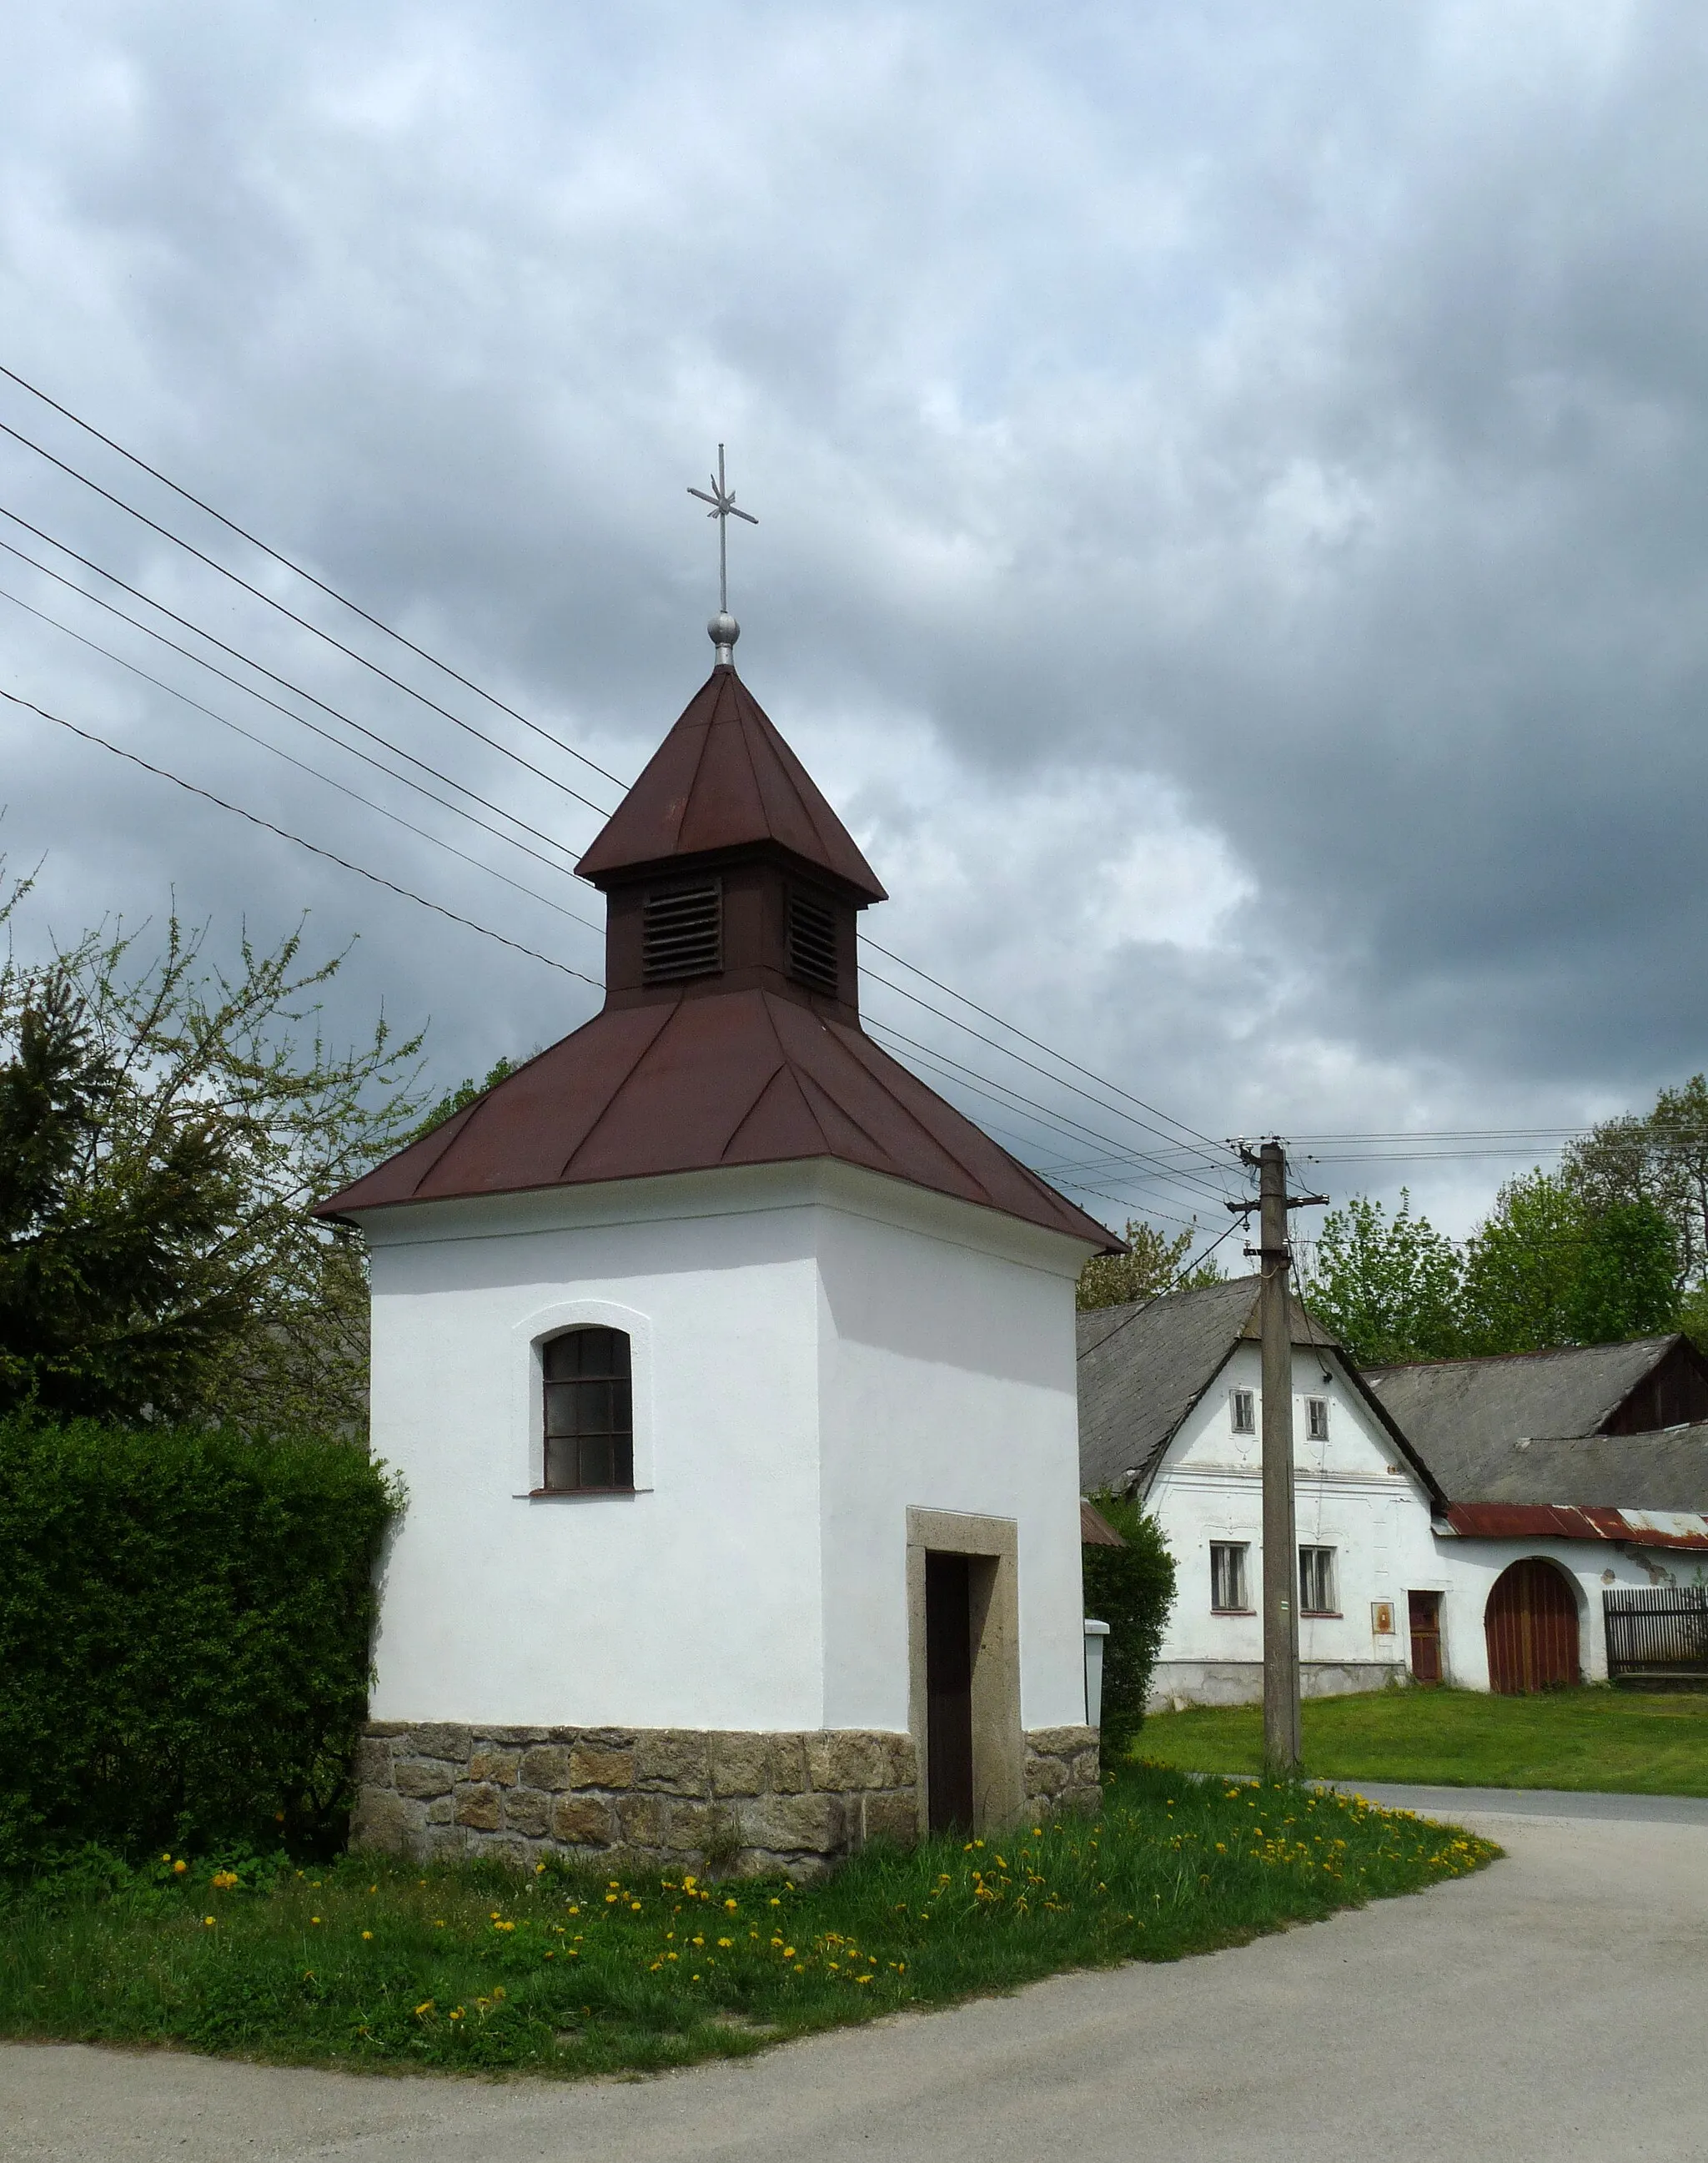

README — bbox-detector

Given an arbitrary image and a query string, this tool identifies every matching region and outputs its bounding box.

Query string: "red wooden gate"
[1484,1558,1580,1693]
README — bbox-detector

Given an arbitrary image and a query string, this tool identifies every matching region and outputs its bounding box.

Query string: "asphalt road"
[7,1790,1706,2163]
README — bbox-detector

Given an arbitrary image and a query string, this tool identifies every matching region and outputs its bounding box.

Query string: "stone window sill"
[1211,1607,1256,1617]
[521,1486,639,1501]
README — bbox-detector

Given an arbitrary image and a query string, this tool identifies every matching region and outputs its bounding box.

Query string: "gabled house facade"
[320,642,1118,1874]
[1080,1292,1708,1704]
[1078,1278,1449,1706]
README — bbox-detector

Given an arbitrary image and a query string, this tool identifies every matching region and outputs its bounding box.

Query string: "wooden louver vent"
[787,891,839,997]
[642,880,722,983]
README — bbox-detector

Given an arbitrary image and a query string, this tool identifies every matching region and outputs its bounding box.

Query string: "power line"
[0,365,1236,1171]
[859,932,1225,1155]
[862,961,1237,1191]
[0,415,620,817]
[0,581,606,938]
[0,521,590,876]
[0,687,604,987]
[865,1015,1242,1209]
[0,358,629,788]
[1074,1213,1252,1362]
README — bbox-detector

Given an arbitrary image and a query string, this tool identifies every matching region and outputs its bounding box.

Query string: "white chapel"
[319,619,1118,1873]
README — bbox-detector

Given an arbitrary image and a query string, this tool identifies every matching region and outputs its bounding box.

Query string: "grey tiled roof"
[1076,1277,1263,1496]
[1365,1339,1678,1501]
[1467,1427,1708,1511]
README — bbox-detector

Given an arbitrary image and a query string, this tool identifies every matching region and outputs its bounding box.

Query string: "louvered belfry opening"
[786,888,839,999]
[642,879,723,984]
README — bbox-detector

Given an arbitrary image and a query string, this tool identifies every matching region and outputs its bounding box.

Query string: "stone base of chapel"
[352,1723,1100,1875]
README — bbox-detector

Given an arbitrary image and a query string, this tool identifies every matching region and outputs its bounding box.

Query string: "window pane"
[540,1328,635,1489]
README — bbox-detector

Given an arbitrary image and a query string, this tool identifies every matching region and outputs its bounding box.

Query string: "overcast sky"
[2,0,1705,1245]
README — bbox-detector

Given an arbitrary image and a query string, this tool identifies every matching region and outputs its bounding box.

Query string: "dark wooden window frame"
[1304,1395,1330,1441]
[1299,1543,1339,1617]
[536,1326,635,1495]
[1229,1387,1255,1435]
[1210,1540,1253,1614]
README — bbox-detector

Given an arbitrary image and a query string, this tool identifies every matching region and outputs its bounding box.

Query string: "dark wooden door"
[925,1552,975,1832]
[1408,1591,1443,1684]
[1484,1558,1580,1693]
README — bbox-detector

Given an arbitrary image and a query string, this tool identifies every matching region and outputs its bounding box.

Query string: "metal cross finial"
[687,444,758,664]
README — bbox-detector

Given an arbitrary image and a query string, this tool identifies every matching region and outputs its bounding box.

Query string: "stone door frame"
[906,1507,1022,1838]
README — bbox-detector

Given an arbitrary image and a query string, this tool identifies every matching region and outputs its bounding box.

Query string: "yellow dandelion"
[203,1916,216,1927]
[361,1930,373,1941]
[414,2000,435,2016]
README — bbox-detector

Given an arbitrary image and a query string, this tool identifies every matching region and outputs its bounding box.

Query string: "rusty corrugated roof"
[1441,1502,1708,1552]
[575,667,887,902]
[319,985,1117,1247]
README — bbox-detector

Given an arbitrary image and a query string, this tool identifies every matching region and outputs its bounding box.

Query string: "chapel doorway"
[1408,1591,1444,1684]
[925,1552,976,1831]
[1484,1557,1580,1693]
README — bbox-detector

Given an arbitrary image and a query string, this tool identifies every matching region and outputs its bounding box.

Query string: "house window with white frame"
[1229,1388,1256,1435]
[1299,1545,1338,1616]
[1305,1395,1329,1440]
[1211,1542,1251,1612]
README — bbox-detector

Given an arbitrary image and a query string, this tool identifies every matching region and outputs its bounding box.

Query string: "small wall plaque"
[1371,1600,1396,1636]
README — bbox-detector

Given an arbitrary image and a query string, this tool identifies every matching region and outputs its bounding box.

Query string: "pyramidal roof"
[319,658,1116,1252]
[317,987,1116,1245]
[575,666,887,902]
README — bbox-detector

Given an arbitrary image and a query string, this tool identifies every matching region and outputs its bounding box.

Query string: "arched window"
[542,1328,633,1491]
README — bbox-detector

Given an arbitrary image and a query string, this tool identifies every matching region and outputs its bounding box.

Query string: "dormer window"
[642,880,722,983]
[787,888,839,998]
[542,1328,633,1491]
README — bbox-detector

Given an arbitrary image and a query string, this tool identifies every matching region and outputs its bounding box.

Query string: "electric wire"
[864,1015,1241,1209]
[0,521,588,874]
[859,933,1225,1155]
[0,687,604,987]
[0,359,627,790]
[1074,1213,1253,1363]
[0,418,619,816]
[0,582,606,938]
[0,369,1262,1182]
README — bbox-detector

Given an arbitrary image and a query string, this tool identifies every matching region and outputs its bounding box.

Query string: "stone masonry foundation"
[1022,1726,1101,1818]
[353,1723,1102,1874]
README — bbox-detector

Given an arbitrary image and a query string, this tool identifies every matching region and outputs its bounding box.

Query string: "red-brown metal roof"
[1442,1502,1708,1552]
[1080,1498,1126,1546]
[575,667,887,903]
[319,986,1118,1249]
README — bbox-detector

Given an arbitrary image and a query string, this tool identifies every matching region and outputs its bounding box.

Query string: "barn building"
[319,635,1118,1874]
[1369,1339,1708,1691]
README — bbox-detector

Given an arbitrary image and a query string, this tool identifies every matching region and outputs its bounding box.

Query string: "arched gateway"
[1484,1558,1580,1693]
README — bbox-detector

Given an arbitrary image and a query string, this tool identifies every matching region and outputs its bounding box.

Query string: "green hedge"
[1083,1491,1178,1758]
[0,1416,399,1870]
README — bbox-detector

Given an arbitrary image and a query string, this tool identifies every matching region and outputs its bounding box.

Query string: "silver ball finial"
[708,611,740,667]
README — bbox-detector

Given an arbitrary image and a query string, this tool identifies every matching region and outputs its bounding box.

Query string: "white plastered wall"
[811,1177,1092,1735]
[363,1168,826,1729]
[1429,1535,1707,1687]
[360,1159,1096,1734]
[1146,1340,1445,1700]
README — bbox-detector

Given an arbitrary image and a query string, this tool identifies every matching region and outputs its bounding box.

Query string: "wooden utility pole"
[1230,1140,1326,1778]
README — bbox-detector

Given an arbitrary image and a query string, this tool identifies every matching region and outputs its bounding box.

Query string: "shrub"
[1083,1491,1177,1757]
[0,1415,399,1870]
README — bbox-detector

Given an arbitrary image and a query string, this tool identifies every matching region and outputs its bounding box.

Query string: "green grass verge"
[0,1762,1495,2077]
[1141,1685,1708,1795]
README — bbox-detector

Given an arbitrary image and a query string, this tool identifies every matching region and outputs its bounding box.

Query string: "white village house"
[1078,1278,1449,1705]
[1079,1285,1708,1702]
[319,629,1119,1874]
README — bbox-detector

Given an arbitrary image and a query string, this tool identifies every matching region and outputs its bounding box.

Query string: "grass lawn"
[1139,1686,1708,1795]
[0,1761,1494,2078]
